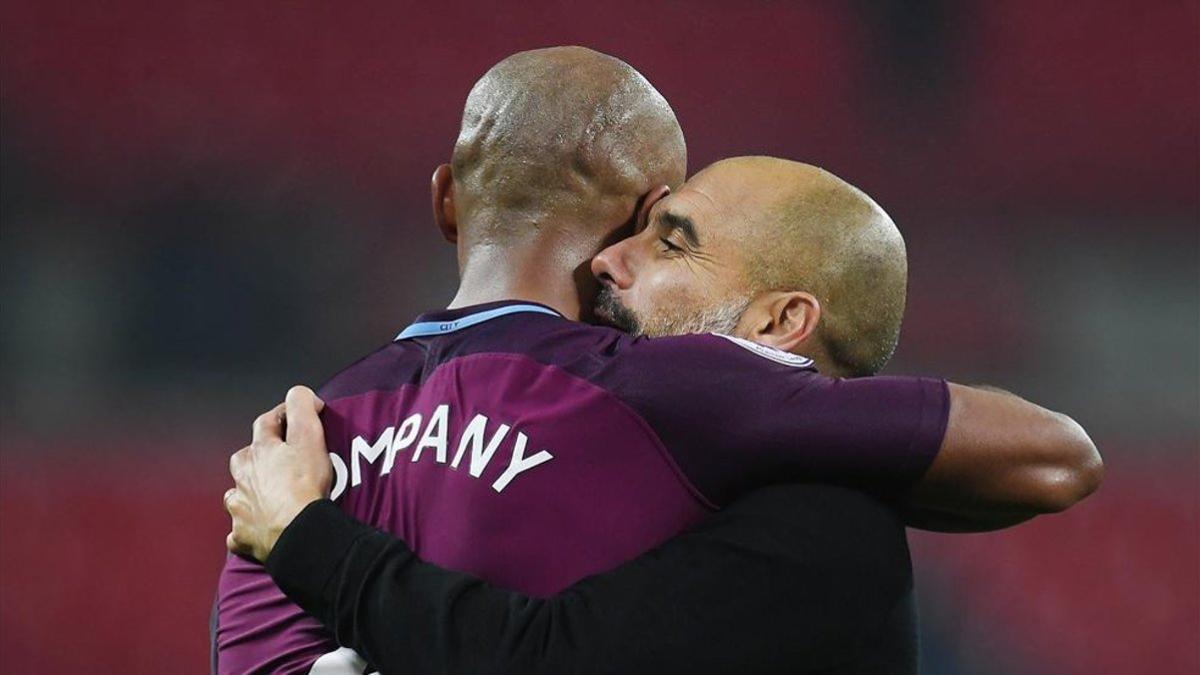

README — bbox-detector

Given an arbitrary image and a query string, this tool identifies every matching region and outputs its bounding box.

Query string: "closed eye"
[659,237,683,253]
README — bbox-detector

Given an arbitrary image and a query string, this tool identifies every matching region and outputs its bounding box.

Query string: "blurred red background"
[1,2,1196,673]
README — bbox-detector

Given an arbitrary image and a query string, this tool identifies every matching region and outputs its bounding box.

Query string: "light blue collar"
[394,304,561,341]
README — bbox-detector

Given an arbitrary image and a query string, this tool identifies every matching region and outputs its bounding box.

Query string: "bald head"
[451,47,686,239]
[717,157,907,376]
[591,155,907,377]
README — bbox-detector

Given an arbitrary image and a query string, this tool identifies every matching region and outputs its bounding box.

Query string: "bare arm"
[902,383,1104,531]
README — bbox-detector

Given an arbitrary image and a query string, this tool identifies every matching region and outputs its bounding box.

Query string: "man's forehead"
[654,172,752,236]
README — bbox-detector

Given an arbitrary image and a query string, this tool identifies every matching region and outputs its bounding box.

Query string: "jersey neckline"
[396,301,564,341]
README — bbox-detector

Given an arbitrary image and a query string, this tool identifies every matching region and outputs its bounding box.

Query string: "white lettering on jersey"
[351,427,394,487]
[343,404,554,495]
[451,413,511,477]
[491,431,553,493]
[329,453,348,501]
[411,404,449,464]
[385,413,423,473]
[713,333,814,368]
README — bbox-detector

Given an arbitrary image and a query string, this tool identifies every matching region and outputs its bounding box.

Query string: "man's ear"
[635,185,671,230]
[748,291,822,354]
[431,164,457,244]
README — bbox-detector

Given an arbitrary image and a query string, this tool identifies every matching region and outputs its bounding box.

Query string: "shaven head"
[591,156,907,376]
[450,47,686,244]
[735,158,907,375]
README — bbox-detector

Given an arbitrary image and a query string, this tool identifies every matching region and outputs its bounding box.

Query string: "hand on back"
[224,385,332,563]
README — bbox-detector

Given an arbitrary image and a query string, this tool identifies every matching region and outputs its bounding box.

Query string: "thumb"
[284,385,326,446]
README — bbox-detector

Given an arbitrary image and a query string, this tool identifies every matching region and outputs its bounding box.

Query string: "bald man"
[593,157,905,378]
[217,48,1101,673]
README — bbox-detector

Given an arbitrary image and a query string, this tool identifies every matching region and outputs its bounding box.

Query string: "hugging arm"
[611,335,1102,532]
[268,485,917,675]
[899,383,1103,530]
[785,377,1103,531]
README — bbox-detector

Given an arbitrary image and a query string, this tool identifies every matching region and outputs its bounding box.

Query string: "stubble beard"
[594,286,751,337]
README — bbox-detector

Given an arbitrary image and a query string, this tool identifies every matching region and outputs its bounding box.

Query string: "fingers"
[252,402,287,444]
[226,528,252,557]
[229,444,258,488]
[251,386,323,446]
[223,487,257,558]
[286,385,324,413]
[230,387,324,559]
[284,385,325,445]
[298,385,326,414]
[223,488,248,555]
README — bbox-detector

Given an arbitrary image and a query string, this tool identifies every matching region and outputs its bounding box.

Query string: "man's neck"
[447,242,587,320]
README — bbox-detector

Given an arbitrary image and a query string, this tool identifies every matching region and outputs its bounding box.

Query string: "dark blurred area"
[1,2,1196,673]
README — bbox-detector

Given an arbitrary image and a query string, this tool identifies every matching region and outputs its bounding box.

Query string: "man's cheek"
[634,285,670,319]
[641,270,677,302]
[656,278,697,310]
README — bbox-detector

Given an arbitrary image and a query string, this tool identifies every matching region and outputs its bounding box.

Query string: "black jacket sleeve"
[266,484,916,675]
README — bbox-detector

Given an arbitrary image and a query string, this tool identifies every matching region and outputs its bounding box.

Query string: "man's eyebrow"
[657,210,701,248]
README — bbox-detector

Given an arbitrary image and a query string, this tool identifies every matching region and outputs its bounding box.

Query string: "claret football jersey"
[214,300,949,674]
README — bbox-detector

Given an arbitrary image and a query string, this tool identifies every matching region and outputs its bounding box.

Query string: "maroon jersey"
[214,301,949,673]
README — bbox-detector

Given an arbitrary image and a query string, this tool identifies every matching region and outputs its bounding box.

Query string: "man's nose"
[591,239,634,290]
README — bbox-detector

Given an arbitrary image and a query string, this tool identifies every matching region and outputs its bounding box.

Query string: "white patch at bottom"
[309,646,373,674]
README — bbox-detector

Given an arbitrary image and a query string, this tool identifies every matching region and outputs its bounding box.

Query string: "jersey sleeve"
[598,333,950,506]
[213,552,342,675]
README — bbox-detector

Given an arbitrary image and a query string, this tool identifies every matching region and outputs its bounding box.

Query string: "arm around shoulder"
[904,383,1103,529]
